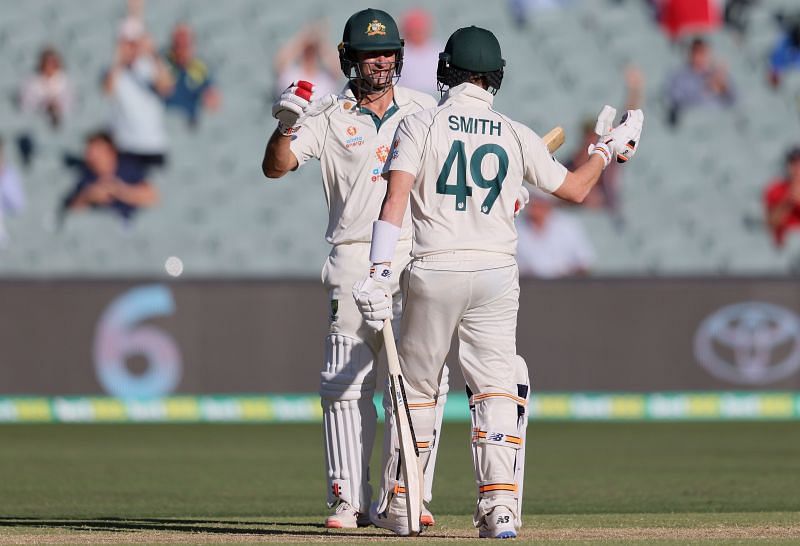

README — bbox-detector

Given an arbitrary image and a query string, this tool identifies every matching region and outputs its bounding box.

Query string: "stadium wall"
[1,279,799,422]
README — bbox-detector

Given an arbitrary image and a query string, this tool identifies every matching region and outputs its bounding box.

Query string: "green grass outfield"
[1,423,799,544]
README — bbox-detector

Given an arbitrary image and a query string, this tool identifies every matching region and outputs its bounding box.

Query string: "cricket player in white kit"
[262,9,451,529]
[353,26,643,538]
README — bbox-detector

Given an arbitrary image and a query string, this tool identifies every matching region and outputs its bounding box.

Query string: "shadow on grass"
[0,517,383,538]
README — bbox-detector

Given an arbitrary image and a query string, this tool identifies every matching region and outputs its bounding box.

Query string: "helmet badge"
[366,20,386,36]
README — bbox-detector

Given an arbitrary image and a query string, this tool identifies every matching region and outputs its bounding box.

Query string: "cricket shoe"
[421,504,435,527]
[369,498,434,536]
[478,506,517,539]
[324,501,372,528]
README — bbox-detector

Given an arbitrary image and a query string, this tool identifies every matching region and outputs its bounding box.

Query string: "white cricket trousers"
[397,251,529,528]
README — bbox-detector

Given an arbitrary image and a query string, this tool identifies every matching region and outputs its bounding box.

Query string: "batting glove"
[514,185,530,217]
[352,265,393,331]
[588,106,644,168]
[272,80,314,136]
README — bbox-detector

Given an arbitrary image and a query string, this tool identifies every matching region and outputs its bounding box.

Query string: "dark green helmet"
[437,26,505,95]
[338,8,404,94]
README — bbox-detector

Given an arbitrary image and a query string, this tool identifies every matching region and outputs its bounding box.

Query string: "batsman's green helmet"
[339,8,404,79]
[437,26,505,94]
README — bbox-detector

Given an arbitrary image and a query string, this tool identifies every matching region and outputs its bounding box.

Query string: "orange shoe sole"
[420,514,435,527]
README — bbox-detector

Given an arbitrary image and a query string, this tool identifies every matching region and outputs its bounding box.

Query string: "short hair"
[37,46,62,73]
[86,130,115,149]
[786,146,800,164]
[689,37,708,52]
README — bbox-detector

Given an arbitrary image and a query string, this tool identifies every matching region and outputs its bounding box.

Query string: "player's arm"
[376,170,415,252]
[352,117,422,331]
[261,81,315,179]
[262,130,299,178]
[554,155,606,203]
[555,106,643,203]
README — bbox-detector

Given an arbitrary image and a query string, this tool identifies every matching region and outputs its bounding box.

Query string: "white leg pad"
[469,356,530,529]
[320,334,377,513]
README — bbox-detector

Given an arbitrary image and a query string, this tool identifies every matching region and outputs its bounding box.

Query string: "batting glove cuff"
[588,142,612,169]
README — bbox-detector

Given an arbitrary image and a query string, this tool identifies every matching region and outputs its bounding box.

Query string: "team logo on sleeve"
[375,144,390,163]
[390,137,400,160]
[366,20,386,36]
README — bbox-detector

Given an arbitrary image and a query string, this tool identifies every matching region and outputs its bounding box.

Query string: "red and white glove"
[352,264,393,331]
[272,80,314,136]
[588,105,644,168]
[514,185,530,217]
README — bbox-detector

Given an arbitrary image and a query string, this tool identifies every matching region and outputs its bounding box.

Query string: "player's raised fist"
[272,80,315,136]
[588,106,644,168]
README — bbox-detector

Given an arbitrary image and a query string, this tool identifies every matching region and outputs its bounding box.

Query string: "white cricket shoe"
[324,501,371,529]
[478,506,517,539]
[369,498,435,536]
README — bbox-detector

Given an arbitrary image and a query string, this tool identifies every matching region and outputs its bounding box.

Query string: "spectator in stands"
[164,23,221,128]
[654,0,721,41]
[273,21,340,99]
[19,46,73,128]
[768,17,800,88]
[0,137,25,247]
[516,190,595,278]
[665,37,736,127]
[398,8,440,96]
[764,146,800,247]
[566,65,644,223]
[62,131,158,222]
[103,17,173,172]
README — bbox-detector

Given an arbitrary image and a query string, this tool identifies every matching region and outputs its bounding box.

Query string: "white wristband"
[369,220,401,264]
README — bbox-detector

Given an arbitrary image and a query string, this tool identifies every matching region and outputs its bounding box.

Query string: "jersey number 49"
[436,139,509,214]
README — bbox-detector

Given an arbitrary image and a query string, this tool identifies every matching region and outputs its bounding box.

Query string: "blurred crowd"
[3,0,800,275]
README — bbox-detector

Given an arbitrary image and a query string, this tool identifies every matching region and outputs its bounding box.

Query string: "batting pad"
[469,356,530,529]
[320,334,377,513]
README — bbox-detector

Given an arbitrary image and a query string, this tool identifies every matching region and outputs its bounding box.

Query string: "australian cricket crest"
[366,20,386,36]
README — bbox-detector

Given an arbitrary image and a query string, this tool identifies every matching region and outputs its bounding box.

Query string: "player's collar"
[442,82,494,106]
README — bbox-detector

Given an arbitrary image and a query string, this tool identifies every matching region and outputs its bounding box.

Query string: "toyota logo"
[694,302,800,385]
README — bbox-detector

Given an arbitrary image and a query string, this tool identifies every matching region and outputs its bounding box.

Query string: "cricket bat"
[382,318,423,536]
[543,126,565,153]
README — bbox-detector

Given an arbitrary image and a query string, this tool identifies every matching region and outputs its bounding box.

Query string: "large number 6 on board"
[436,139,509,214]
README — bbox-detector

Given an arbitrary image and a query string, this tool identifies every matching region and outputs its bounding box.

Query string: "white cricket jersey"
[290,84,436,245]
[383,83,567,258]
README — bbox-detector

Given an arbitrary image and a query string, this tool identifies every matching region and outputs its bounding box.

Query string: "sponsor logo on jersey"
[375,144,390,163]
[390,138,400,160]
[345,129,365,149]
[366,20,386,36]
[370,167,382,182]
